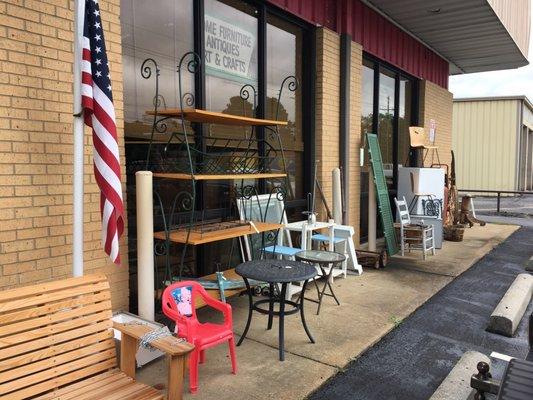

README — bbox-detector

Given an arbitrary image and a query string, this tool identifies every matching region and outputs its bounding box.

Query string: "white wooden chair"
[311,224,363,277]
[394,196,436,260]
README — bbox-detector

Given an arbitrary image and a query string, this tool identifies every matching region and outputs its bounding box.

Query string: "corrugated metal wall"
[268,0,449,88]
[452,100,519,191]
[488,0,531,58]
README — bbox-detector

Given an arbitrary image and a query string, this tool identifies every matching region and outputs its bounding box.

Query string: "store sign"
[429,119,436,143]
[205,15,255,80]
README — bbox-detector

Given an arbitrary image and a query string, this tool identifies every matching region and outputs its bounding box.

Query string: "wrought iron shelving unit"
[140,51,298,305]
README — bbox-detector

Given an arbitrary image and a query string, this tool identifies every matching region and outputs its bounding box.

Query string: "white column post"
[136,171,155,321]
[332,168,342,224]
[72,0,85,277]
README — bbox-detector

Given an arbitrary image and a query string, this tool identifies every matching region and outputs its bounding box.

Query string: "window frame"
[192,0,315,275]
[193,0,315,211]
[364,52,419,193]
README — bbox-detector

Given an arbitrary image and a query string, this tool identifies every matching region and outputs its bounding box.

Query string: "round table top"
[235,259,317,283]
[295,250,346,264]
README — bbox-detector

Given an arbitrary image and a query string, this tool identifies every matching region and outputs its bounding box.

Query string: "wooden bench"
[0,274,194,400]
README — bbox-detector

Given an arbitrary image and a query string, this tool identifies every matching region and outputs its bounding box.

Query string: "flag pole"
[72,0,85,277]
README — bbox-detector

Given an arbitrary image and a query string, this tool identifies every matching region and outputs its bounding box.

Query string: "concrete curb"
[429,351,490,400]
[487,273,533,337]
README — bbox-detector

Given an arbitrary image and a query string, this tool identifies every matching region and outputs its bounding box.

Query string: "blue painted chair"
[311,224,363,277]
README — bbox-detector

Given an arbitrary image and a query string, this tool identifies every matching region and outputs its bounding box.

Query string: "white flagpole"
[72,0,85,277]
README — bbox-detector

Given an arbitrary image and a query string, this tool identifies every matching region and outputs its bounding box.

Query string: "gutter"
[339,33,351,224]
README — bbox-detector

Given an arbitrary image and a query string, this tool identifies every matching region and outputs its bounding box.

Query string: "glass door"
[378,67,396,193]
[359,56,418,241]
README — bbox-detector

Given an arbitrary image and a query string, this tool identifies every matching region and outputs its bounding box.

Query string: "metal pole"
[497,192,501,214]
[72,0,85,277]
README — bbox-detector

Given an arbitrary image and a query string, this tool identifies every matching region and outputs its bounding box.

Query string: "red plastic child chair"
[162,281,237,394]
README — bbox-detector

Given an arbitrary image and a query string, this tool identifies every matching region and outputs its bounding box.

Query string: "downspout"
[339,33,351,224]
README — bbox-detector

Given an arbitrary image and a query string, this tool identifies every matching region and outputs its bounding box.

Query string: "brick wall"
[315,28,340,223]
[349,42,362,244]
[419,80,453,168]
[315,28,363,244]
[0,0,129,310]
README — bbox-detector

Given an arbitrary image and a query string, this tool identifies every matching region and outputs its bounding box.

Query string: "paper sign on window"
[205,15,255,80]
[429,119,436,143]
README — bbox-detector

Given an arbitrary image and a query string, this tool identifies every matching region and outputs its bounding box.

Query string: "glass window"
[266,14,303,199]
[361,59,374,135]
[121,0,193,139]
[378,67,396,179]
[398,76,413,168]
[203,0,259,211]
[359,57,418,242]
[121,0,311,281]
[204,0,258,131]
[360,59,375,241]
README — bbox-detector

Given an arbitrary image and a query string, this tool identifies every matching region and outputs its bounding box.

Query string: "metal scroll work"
[140,50,296,296]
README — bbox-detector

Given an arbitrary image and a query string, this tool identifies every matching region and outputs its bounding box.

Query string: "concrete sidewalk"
[136,224,518,400]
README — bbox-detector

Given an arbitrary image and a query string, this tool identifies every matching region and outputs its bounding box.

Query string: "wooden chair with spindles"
[408,126,440,167]
[0,274,194,400]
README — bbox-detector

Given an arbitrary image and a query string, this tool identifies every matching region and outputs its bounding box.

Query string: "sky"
[449,12,533,100]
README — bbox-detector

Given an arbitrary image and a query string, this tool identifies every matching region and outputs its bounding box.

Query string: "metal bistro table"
[235,259,317,361]
[295,250,346,315]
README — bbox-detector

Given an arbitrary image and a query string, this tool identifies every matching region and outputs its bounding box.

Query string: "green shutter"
[366,133,399,256]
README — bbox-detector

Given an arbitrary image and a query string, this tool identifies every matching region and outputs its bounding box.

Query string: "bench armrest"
[113,321,194,357]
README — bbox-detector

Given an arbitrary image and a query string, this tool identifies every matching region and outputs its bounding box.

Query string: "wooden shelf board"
[194,268,246,309]
[146,108,288,126]
[152,172,287,180]
[154,221,282,245]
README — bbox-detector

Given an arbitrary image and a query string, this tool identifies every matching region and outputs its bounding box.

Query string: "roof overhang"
[363,0,530,75]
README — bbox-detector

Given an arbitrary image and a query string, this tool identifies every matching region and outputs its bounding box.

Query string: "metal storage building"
[452,96,533,192]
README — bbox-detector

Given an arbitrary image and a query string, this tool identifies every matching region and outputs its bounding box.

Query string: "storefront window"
[204,0,258,118]
[360,59,374,241]
[378,67,396,184]
[122,0,193,138]
[359,56,418,241]
[361,60,374,135]
[398,77,413,168]
[266,14,303,199]
[121,0,312,282]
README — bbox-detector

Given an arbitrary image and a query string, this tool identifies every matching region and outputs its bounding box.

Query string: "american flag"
[81,0,124,264]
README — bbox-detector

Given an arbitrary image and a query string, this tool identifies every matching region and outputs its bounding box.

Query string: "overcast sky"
[449,13,533,100]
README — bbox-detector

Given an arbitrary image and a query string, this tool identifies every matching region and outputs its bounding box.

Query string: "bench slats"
[0,330,112,372]
[0,309,112,349]
[0,281,110,313]
[0,290,111,326]
[0,299,112,338]
[0,274,123,399]
[33,370,163,400]
[0,320,112,361]
[0,338,116,383]
[0,274,108,303]
[0,348,116,395]
[3,358,117,400]
[32,370,124,400]
[0,274,175,400]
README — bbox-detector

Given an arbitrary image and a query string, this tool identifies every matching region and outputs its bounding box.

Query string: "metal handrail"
[458,189,533,214]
